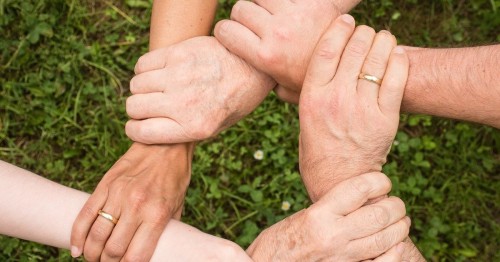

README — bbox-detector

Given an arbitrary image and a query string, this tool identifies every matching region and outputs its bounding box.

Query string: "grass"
[1,0,499,261]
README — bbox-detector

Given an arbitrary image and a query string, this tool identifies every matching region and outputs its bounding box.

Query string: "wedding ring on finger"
[358,73,383,85]
[98,210,119,225]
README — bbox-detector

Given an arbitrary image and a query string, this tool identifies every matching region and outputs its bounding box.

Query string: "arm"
[403,46,500,128]
[150,0,217,49]
[70,1,218,261]
[245,15,425,261]
[215,0,500,128]
[0,161,251,261]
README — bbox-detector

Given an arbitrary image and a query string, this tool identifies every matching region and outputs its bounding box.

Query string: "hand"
[125,36,276,144]
[298,15,409,201]
[71,142,193,262]
[247,172,410,261]
[214,0,341,103]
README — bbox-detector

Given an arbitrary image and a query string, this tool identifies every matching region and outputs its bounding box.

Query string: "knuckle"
[230,1,244,20]
[378,173,392,192]
[257,48,279,66]
[370,205,390,227]
[357,25,376,35]
[378,30,396,44]
[129,77,138,94]
[390,197,406,212]
[346,39,368,58]
[191,117,219,140]
[316,38,340,60]
[374,230,391,252]
[104,241,127,258]
[134,55,147,74]
[218,241,247,261]
[148,208,170,225]
[349,176,371,195]
[81,204,98,220]
[364,54,386,69]
[89,223,110,241]
[272,27,292,42]
[129,189,148,211]
[190,125,212,140]
[123,253,147,262]
[83,252,99,262]
[125,96,139,118]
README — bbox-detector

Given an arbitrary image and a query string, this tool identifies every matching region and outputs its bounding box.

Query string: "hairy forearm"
[403,45,500,128]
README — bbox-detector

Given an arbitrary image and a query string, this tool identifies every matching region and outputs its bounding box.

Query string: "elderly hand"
[71,143,193,262]
[125,36,275,144]
[247,172,410,261]
[298,15,408,201]
[214,0,341,103]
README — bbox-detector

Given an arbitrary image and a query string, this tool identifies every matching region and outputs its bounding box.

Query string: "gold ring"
[98,210,119,225]
[358,73,382,85]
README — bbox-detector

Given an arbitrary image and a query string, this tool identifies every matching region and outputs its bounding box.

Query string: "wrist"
[331,0,361,13]
[301,155,383,202]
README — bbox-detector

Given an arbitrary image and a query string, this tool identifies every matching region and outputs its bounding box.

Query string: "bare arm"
[71,1,219,261]
[403,45,500,128]
[0,161,250,261]
[150,0,217,49]
[215,1,500,128]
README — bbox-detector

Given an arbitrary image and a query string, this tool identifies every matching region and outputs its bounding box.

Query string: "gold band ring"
[358,73,382,85]
[98,210,119,225]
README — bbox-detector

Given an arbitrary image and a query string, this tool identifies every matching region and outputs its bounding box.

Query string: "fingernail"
[393,46,405,54]
[396,242,406,254]
[71,246,81,258]
[341,14,355,24]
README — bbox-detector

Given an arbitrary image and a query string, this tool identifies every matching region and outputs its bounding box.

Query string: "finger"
[335,25,376,93]
[370,242,406,262]
[125,118,189,144]
[101,210,141,261]
[341,196,406,239]
[71,187,108,258]
[357,30,397,102]
[302,14,356,89]
[252,0,287,14]
[347,216,411,261]
[130,68,186,95]
[121,222,165,262]
[134,47,182,75]
[318,172,392,216]
[83,198,122,262]
[230,0,271,36]
[378,46,409,116]
[214,19,261,68]
[126,93,172,120]
[274,85,300,104]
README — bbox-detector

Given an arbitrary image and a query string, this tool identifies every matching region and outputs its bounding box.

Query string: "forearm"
[402,45,500,128]
[150,0,217,50]
[0,161,249,261]
[137,0,219,201]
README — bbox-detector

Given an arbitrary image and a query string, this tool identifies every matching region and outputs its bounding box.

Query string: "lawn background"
[1,0,499,261]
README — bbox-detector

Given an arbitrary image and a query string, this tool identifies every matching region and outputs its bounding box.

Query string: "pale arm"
[0,160,250,261]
